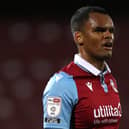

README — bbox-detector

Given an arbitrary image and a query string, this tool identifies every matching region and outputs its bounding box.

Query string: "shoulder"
[43,71,78,105]
[43,71,77,96]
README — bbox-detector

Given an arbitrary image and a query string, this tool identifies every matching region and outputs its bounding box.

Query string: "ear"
[73,31,84,46]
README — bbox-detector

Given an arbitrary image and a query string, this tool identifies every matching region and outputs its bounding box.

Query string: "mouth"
[103,42,113,50]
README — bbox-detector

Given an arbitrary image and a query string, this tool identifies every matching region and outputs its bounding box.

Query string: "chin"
[96,54,112,61]
[103,53,112,60]
[103,51,112,59]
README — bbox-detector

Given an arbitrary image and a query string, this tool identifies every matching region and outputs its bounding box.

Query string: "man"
[43,6,122,129]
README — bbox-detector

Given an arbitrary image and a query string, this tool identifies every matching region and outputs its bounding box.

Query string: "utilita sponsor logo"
[94,102,122,118]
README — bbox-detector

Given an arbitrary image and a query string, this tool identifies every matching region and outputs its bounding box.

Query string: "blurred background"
[0,0,128,129]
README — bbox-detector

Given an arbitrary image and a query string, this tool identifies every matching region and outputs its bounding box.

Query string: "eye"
[93,27,115,33]
[109,28,115,33]
[93,27,107,32]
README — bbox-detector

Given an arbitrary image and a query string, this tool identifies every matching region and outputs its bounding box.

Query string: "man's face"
[81,12,115,61]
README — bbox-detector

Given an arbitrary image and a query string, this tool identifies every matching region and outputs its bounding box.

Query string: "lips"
[104,42,113,47]
[103,42,113,50]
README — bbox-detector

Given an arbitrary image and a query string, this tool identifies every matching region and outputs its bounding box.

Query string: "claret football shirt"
[43,54,122,129]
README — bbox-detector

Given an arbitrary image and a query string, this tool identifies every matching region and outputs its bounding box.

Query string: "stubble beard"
[96,52,112,61]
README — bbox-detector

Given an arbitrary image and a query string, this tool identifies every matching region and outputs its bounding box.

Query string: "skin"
[74,12,115,71]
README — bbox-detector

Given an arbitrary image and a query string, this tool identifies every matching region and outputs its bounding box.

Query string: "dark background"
[0,0,128,129]
[0,0,128,17]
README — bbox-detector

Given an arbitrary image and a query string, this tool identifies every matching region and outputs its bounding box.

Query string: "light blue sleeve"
[43,72,78,129]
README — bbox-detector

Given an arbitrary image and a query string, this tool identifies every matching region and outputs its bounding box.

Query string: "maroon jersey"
[62,61,122,129]
[43,54,122,129]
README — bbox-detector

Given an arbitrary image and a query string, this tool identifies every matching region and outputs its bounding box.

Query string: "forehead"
[86,12,114,28]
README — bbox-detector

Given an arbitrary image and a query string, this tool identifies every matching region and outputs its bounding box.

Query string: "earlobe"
[78,37,83,43]
[74,31,83,46]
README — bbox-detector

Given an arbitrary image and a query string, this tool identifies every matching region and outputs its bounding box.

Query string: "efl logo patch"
[47,96,62,117]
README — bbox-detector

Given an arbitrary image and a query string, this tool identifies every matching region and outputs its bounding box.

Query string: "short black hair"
[70,6,110,34]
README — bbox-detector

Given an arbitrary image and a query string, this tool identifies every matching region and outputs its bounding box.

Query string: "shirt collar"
[74,54,111,76]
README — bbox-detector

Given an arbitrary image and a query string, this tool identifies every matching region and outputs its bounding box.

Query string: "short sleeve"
[43,72,78,129]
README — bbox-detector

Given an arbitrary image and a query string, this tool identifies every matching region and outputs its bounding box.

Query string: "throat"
[79,53,105,71]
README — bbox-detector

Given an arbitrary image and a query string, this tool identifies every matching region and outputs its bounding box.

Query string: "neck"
[79,53,105,71]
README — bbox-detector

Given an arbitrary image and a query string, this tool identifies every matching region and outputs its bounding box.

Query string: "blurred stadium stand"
[0,1,129,129]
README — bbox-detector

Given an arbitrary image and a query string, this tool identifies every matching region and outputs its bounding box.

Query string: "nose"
[104,29,114,40]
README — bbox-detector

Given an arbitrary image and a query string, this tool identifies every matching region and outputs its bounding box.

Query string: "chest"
[72,76,122,128]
